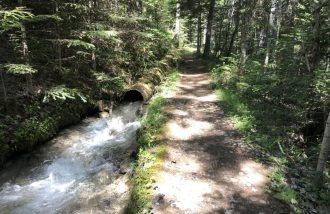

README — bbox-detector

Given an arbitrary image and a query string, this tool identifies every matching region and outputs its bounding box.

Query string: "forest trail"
[151,56,289,214]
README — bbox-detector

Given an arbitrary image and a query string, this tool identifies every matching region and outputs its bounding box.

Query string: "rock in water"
[99,111,110,118]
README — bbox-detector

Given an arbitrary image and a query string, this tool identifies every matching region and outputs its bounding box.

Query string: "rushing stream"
[0,102,143,214]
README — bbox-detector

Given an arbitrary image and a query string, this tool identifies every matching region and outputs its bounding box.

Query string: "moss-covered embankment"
[0,52,178,169]
[126,66,180,213]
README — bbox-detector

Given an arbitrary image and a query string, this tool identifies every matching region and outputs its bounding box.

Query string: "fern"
[28,15,62,23]
[93,72,126,91]
[80,30,122,43]
[0,7,34,32]
[4,64,38,75]
[62,3,89,12]
[62,39,96,50]
[43,85,87,103]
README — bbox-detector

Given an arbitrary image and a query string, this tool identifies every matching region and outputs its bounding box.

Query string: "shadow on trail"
[152,56,289,214]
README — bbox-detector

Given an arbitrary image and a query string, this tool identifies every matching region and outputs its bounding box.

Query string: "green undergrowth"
[155,68,180,93]
[211,59,329,212]
[215,87,330,212]
[127,69,179,214]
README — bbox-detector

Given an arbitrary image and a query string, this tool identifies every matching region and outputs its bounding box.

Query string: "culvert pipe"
[123,53,178,103]
[123,82,153,102]
[123,68,165,102]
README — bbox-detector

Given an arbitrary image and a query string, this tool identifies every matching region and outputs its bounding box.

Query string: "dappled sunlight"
[167,118,214,140]
[197,94,218,102]
[171,109,190,117]
[172,180,212,211]
[157,170,213,212]
[238,161,268,188]
[177,84,195,90]
[151,57,288,213]
[173,93,218,103]
[221,160,270,199]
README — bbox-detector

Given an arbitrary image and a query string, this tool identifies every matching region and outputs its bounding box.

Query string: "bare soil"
[151,56,290,214]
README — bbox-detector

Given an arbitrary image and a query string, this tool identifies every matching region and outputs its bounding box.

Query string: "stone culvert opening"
[123,89,144,102]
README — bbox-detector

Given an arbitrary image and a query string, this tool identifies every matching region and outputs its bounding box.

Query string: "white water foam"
[0,102,142,214]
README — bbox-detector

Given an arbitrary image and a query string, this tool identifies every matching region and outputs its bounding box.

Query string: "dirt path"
[151,57,289,214]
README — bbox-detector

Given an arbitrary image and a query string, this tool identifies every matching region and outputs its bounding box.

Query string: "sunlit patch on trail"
[238,161,268,187]
[167,119,214,140]
[157,169,212,211]
[171,109,189,116]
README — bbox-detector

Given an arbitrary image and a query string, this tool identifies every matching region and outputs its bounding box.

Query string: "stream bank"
[0,53,179,213]
[0,102,143,214]
[0,52,178,169]
[126,70,180,213]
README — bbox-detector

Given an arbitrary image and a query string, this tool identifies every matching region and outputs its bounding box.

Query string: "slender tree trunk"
[220,22,230,57]
[0,69,7,104]
[55,1,62,71]
[202,25,207,47]
[92,51,96,70]
[136,0,143,14]
[274,0,282,66]
[174,1,181,47]
[309,4,322,72]
[238,0,255,73]
[203,0,216,57]
[317,112,330,172]
[18,1,27,57]
[239,37,248,68]
[215,25,223,57]
[18,0,32,92]
[18,0,28,62]
[226,0,241,57]
[239,25,248,73]
[264,0,277,67]
[259,28,266,47]
[197,10,202,56]
[214,11,224,57]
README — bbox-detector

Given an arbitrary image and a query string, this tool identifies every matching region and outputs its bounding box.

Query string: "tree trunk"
[0,69,7,104]
[309,4,322,72]
[18,0,28,62]
[215,25,223,57]
[92,51,96,70]
[214,11,224,57]
[264,0,277,68]
[174,1,181,48]
[203,0,216,57]
[135,0,143,14]
[18,0,32,93]
[238,0,255,73]
[274,0,282,66]
[225,0,241,57]
[54,1,62,71]
[202,25,207,47]
[220,22,230,57]
[317,112,330,172]
[197,9,202,56]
